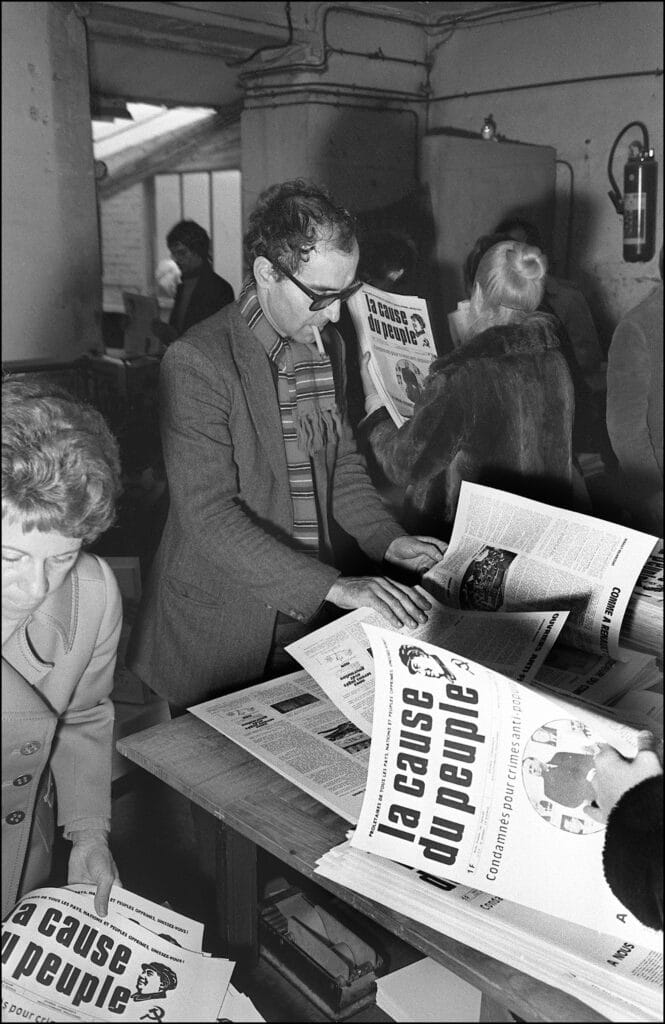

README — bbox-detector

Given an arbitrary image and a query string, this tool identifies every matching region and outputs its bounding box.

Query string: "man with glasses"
[128,179,446,710]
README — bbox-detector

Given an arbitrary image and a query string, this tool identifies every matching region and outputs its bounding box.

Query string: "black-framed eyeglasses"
[269,258,363,311]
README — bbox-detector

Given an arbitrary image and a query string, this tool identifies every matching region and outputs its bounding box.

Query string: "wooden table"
[116,715,613,1023]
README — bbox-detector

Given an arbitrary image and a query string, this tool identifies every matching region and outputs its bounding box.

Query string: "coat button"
[13,775,33,786]
[6,811,26,825]
[20,741,41,755]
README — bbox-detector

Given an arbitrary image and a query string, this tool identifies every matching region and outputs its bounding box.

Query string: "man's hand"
[68,829,122,917]
[583,742,662,824]
[385,535,448,574]
[326,576,432,629]
[359,351,385,417]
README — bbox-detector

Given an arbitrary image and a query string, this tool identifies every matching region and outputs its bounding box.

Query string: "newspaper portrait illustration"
[131,961,178,1002]
[521,718,603,834]
[398,643,456,682]
[409,313,430,345]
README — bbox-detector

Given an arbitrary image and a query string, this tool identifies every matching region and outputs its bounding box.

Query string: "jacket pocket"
[164,575,221,608]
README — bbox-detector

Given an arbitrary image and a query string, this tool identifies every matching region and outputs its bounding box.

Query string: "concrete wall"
[241,100,420,229]
[1,2,102,363]
[2,2,662,364]
[239,4,426,228]
[426,1,663,350]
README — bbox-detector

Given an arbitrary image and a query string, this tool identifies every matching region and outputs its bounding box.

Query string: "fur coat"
[361,315,575,538]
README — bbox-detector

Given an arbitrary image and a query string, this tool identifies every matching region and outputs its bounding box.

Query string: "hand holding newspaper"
[1,885,256,1022]
[287,595,568,736]
[423,482,659,660]
[350,624,662,952]
[347,283,436,426]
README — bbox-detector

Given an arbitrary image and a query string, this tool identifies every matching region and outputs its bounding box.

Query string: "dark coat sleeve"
[602,773,663,931]
[359,320,575,536]
[171,266,235,335]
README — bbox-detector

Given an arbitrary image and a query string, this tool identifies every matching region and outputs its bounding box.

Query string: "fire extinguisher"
[607,121,658,262]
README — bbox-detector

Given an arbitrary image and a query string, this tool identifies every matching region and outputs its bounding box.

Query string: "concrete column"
[2,2,101,363]
[240,90,420,230]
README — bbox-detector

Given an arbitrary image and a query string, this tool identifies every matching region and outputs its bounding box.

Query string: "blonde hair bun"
[516,245,547,280]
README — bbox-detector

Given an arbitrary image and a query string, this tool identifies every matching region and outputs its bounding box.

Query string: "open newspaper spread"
[190,670,370,823]
[423,482,659,660]
[287,600,567,736]
[346,283,436,426]
[1,885,235,1022]
[350,625,662,952]
[190,607,570,824]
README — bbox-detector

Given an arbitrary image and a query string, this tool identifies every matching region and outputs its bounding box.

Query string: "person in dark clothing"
[524,752,597,809]
[358,239,578,538]
[585,740,663,932]
[493,216,604,375]
[465,231,600,457]
[152,220,235,346]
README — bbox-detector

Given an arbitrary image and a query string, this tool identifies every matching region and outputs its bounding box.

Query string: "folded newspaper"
[1,885,263,1022]
[315,840,662,1023]
[351,624,661,951]
[346,283,436,426]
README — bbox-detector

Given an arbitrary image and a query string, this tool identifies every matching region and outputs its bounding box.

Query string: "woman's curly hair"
[244,178,357,278]
[2,377,122,543]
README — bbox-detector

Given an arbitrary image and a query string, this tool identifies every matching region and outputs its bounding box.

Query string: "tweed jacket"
[2,553,122,918]
[127,302,405,706]
[362,316,575,538]
[606,283,663,536]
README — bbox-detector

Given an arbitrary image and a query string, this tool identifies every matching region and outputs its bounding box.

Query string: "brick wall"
[100,183,151,311]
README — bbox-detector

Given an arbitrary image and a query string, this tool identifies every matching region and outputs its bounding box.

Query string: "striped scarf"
[238,279,342,551]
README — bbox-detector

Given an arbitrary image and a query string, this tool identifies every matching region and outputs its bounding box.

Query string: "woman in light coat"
[2,378,123,918]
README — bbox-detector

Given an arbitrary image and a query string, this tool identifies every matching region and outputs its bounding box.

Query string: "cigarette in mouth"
[311,325,325,357]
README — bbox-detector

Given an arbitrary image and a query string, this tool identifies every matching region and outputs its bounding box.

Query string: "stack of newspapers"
[1,885,263,1022]
[316,838,661,1023]
[190,485,663,1022]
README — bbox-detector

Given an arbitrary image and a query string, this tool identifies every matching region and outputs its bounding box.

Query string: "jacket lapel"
[2,656,56,717]
[228,308,289,482]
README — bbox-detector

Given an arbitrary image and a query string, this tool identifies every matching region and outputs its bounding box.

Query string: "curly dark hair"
[166,220,211,260]
[244,179,357,280]
[2,377,122,543]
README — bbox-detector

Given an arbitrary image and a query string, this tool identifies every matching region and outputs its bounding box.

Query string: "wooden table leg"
[192,803,259,965]
[215,820,259,965]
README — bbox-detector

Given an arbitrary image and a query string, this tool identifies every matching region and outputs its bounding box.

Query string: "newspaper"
[534,642,661,710]
[287,600,567,736]
[1,885,234,1022]
[315,840,663,1023]
[350,624,662,951]
[190,671,370,823]
[632,539,663,602]
[423,482,658,660]
[346,283,436,426]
